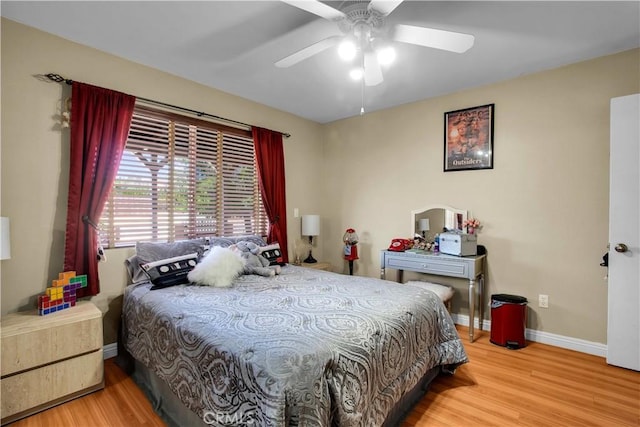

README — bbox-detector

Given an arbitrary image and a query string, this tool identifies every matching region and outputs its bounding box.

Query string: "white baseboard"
[103,342,118,359]
[451,313,607,358]
[102,316,607,360]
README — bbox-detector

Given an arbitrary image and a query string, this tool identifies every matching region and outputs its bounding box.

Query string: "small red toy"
[343,228,359,275]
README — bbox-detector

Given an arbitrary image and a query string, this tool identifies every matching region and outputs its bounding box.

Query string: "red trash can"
[490,294,527,349]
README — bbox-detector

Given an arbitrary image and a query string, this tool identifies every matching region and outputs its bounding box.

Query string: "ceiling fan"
[276,0,475,86]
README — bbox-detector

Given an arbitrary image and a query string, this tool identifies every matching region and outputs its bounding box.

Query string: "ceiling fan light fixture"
[350,68,364,80]
[338,39,357,61]
[376,46,396,65]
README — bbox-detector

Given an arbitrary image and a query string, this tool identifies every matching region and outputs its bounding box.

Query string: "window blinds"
[100,106,268,247]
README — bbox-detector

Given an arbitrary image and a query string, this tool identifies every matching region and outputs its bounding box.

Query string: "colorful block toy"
[38,271,88,315]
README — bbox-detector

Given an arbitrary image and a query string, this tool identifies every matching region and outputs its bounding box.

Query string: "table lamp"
[419,218,430,240]
[301,214,320,263]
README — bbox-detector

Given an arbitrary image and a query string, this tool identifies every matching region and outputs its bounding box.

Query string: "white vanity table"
[380,205,486,343]
[380,250,485,342]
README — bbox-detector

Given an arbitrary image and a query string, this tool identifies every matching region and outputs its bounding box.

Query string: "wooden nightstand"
[302,261,332,271]
[1,301,104,425]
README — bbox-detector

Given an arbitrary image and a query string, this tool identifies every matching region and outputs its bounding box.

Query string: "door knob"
[614,243,628,253]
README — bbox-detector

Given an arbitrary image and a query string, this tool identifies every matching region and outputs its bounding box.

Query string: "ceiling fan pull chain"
[360,53,365,115]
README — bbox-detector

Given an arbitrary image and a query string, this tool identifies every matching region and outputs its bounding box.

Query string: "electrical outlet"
[538,294,549,308]
[294,208,299,218]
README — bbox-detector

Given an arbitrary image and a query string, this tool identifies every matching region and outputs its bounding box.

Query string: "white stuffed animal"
[187,246,245,287]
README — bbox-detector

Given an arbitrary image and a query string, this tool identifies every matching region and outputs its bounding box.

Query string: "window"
[100,106,268,248]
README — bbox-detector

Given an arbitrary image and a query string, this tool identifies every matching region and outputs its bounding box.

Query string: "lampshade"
[302,215,320,237]
[419,218,430,232]
[0,217,11,260]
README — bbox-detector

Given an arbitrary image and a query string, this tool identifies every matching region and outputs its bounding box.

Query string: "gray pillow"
[125,239,207,284]
[208,235,266,248]
[136,238,207,264]
[125,254,148,284]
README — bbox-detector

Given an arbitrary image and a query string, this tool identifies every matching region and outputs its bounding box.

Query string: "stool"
[405,281,455,312]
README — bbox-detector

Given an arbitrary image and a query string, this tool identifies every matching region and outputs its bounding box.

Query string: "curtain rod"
[44,73,291,138]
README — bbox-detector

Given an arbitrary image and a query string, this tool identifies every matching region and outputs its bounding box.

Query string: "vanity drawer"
[386,254,469,279]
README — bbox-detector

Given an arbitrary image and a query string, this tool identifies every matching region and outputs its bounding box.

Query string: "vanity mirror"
[411,205,467,240]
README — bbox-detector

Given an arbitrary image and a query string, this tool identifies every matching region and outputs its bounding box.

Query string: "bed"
[120,237,468,426]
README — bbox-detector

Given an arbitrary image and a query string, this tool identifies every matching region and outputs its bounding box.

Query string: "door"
[607,94,639,371]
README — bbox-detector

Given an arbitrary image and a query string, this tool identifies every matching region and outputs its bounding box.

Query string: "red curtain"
[64,82,135,296]
[252,127,289,263]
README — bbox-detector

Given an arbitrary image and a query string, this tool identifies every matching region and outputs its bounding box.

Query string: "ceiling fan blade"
[364,51,383,86]
[393,24,475,53]
[368,0,404,17]
[275,36,342,68]
[280,0,345,20]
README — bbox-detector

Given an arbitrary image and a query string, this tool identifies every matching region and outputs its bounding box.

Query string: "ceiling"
[2,1,639,124]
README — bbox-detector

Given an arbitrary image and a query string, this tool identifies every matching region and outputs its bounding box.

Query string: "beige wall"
[322,48,639,343]
[0,19,324,343]
[2,18,638,347]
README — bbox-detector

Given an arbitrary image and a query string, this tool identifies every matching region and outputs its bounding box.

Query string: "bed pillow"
[260,243,284,266]
[208,235,267,249]
[125,254,148,284]
[136,238,207,264]
[187,246,245,288]
[141,253,199,290]
[125,239,206,285]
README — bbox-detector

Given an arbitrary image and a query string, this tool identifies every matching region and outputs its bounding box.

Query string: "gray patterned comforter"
[122,266,467,426]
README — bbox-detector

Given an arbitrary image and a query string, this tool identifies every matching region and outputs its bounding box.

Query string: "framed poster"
[444,104,494,172]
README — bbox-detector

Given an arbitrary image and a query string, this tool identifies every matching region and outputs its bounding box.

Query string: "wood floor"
[7,326,639,427]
